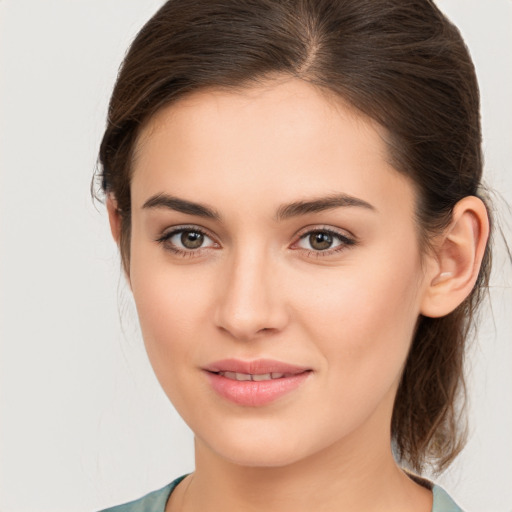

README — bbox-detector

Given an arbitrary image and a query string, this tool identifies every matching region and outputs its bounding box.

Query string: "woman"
[96,1,491,510]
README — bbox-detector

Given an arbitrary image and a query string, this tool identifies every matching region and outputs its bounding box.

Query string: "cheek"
[291,245,424,389]
[130,267,218,428]
[129,245,214,389]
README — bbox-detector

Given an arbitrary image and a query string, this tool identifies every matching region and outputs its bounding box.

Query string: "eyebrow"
[274,193,376,221]
[142,192,375,221]
[142,193,221,220]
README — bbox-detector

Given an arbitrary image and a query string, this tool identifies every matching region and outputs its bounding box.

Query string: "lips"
[217,371,288,381]
[203,359,311,406]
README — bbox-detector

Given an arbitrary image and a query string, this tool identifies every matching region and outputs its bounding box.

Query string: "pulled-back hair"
[97,0,492,473]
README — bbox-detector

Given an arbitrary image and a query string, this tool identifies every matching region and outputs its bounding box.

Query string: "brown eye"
[157,227,217,254]
[309,232,333,250]
[295,228,355,255]
[181,230,204,249]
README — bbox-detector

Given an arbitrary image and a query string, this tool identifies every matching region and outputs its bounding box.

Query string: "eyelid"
[155,224,356,258]
[293,224,356,243]
[290,225,357,256]
[156,224,220,255]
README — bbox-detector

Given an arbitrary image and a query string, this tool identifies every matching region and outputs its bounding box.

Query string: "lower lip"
[205,371,311,407]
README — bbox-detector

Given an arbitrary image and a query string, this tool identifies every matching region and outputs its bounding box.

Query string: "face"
[127,77,430,468]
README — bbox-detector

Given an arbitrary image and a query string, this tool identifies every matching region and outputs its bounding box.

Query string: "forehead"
[135,77,381,162]
[131,77,415,220]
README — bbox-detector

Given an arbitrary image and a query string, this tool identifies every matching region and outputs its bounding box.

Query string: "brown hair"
[96,0,492,473]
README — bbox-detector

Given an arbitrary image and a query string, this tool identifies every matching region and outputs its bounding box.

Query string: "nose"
[213,248,289,341]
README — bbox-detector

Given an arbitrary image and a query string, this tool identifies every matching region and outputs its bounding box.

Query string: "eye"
[294,228,355,255]
[175,230,207,249]
[156,226,218,255]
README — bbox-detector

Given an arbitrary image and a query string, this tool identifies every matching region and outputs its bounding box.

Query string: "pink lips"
[203,359,311,407]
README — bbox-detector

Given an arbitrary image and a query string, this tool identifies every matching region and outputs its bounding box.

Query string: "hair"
[96,0,492,474]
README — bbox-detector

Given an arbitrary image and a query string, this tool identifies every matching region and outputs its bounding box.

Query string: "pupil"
[181,231,204,249]
[310,232,333,250]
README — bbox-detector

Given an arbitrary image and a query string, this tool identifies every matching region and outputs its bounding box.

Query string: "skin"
[108,76,489,511]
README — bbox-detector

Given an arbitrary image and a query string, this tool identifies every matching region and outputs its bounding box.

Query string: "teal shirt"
[99,474,463,512]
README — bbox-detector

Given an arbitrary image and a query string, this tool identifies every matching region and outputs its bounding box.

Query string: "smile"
[217,372,287,381]
[203,359,312,407]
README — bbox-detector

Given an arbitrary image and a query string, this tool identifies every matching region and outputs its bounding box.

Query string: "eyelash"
[155,225,356,258]
[294,228,356,258]
[156,225,217,258]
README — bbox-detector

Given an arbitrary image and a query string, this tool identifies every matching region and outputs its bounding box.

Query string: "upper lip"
[203,358,311,376]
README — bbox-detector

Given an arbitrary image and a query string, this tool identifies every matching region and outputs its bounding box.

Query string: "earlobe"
[106,193,122,244]
[420,196,489,318]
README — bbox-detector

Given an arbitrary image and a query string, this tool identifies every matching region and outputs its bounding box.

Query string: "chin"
[196,424,321,469]
[216,444,307,468]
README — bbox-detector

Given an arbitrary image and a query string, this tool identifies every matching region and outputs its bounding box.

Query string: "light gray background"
[0,1,511,511]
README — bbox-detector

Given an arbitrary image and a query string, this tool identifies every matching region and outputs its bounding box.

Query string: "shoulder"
[98,475,462,512]
[432,484,464,512]
[98,475,187,512]
[405,471,463,512]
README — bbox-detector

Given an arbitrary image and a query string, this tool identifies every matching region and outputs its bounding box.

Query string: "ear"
[106,194,132,285]
[420,196,490,318]
[106,193,122,244]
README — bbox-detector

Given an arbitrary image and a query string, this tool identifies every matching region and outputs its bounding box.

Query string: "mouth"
[214,371,293,381]
[203,359,312,407]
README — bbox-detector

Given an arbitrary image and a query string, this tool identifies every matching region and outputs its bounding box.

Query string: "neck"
[171,421,432,512]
